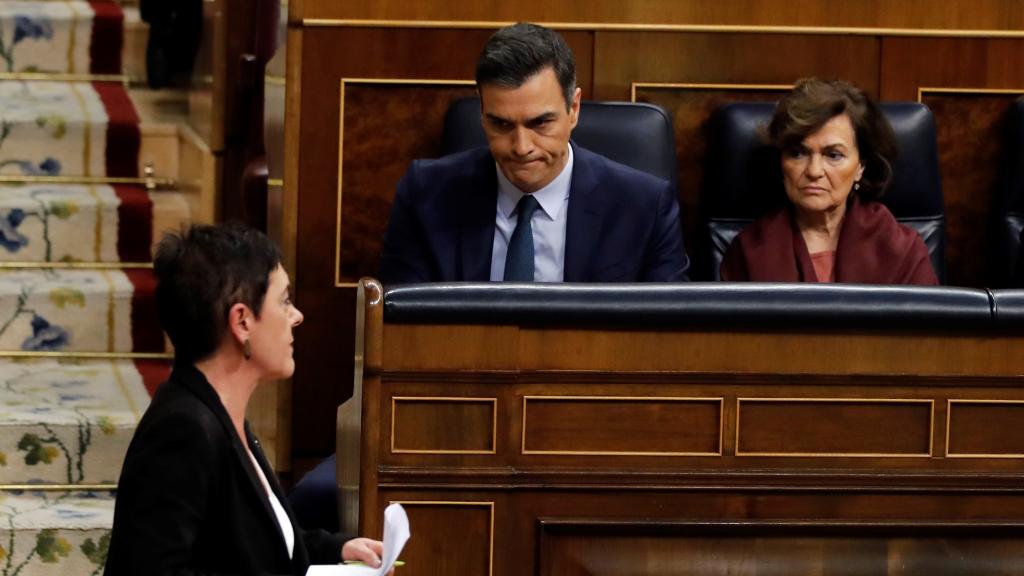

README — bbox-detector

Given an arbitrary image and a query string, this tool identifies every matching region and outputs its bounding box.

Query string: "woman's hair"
[768,77,898,200]
[153,222,282,365]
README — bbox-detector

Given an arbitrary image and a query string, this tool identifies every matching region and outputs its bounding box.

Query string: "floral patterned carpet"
[0,2,179,574]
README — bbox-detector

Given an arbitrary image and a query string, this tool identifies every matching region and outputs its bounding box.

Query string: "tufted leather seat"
[702,101,946,283]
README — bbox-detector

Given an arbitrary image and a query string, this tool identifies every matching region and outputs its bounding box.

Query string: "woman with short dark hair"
[105,222,389,575]
[720,77,938,284]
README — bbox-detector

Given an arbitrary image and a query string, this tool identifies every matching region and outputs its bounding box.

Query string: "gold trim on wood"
[335,77,476,288]
[390,396,498,455]
[917,86,1024,103]
[0,351,172,359]
[390,500,495,576]
[735,397,935,458]
[0,484,116,491]
[631,82,792,102]
[268,178,284,187]
[0,262,152,269]
[0,174,176,188]
[302,19,1024,39]
[0,72,128,83]
[946,399,1024,459]
[521,395,724,456]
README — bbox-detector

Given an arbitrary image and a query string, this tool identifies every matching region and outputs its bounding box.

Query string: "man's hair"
[153,222,282,365]
[475,22,577,110]
[768,77,898,200]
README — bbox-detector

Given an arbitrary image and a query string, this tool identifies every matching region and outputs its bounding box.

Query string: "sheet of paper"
[306,503,410,576]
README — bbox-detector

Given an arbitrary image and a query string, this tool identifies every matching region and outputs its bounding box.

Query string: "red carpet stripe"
[134,359,172,397]
[88,1,124,74]
[125,269,163,353]
[93,82,140,177]
[114,184,153,262]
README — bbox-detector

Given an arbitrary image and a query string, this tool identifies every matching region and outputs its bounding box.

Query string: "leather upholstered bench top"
[382,283,1005,329]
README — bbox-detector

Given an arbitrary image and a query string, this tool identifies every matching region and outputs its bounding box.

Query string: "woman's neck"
[795,201,847,253]
[194,355,259,443]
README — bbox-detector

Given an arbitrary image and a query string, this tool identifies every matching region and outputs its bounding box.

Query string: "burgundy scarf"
[720,199,938,285]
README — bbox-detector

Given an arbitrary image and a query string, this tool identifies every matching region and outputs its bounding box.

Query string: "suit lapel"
[458,155,499,281]
[174,365,291,562]
[564,144,603,282]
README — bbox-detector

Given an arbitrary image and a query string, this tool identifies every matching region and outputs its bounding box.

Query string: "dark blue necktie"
[503,194,540,281]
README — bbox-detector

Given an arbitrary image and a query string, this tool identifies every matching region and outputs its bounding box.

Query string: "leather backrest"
[442,97,678,186]
[703,101,946,282]
[383,282,994,329]
[999,98,1024,286]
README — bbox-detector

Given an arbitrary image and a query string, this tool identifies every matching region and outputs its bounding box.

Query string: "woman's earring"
[243,339,251,360]
[854,180,861,191]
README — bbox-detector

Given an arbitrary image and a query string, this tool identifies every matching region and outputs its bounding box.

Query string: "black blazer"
[105,364,348,576]
[379,144,690,284]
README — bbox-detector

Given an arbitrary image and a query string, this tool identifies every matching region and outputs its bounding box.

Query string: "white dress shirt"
[490,145,573,282]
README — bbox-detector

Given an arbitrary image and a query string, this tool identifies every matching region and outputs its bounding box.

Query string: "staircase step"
[0,183,191,263]
[0,489,115,575]
[0,357,163,485]
[0,80,139,179]
[0,0,124,75]
[0,268,164,353]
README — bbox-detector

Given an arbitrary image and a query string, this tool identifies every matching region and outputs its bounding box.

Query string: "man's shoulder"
[408,146,494,181]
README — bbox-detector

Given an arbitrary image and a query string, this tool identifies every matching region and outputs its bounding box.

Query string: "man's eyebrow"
[526,112,557,126]
[484,112,510,124]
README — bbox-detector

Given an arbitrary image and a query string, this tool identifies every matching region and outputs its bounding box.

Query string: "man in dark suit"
[380,23,689,284]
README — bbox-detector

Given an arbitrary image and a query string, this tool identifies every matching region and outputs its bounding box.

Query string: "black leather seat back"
[442,97,678,186]
[703,101,946,282]
[1000,98,1024,286]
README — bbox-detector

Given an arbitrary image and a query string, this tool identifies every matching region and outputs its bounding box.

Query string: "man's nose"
[511,126,533,157]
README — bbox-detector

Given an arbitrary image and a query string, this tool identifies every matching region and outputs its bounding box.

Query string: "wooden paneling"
[339,83,475,283]
[388,501,493,576]
[391,397,496,453]
[538,521,1024,576]
[595,33,879,100]
[521,396,721,455]
[736,399,933,456]
[948,401,1024,457]
[348,283,1024,575]
[294,0,1024,31]
[880,38,1024,100]
[921,91,1023,287]
[384,325,1024,377]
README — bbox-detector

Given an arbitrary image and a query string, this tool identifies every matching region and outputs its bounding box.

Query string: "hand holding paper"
[306,503,410,576]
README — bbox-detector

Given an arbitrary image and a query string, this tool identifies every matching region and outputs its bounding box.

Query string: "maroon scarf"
[720,199,938,285]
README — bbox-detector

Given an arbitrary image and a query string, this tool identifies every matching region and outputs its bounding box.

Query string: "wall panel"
[294,0,1024,30]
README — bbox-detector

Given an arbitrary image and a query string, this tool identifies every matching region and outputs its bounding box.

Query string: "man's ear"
[569,86,582,129]
[227,302,252,345]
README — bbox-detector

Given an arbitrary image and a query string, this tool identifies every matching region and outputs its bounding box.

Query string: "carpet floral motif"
[0,184,124,262]
[0,81,109,178]
[0,1,97,74]
[0,270,135,353]
[0,359,149,485]
[0,491,113,576]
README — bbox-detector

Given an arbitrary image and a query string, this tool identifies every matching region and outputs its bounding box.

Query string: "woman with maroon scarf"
[720,78,938,285]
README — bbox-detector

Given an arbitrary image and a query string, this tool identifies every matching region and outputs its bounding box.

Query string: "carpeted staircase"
[0,1,193,574]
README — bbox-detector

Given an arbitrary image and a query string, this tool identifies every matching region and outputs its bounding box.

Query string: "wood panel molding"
[391,396,498,454]
[521,396,723,456]
[293,0,1024,33]
[735,398,934,458]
